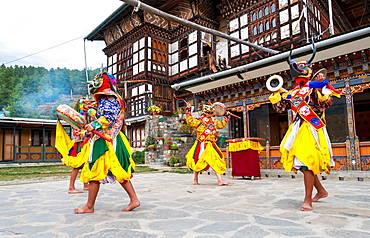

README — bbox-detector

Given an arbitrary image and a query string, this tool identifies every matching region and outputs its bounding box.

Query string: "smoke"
[8,67,92,119]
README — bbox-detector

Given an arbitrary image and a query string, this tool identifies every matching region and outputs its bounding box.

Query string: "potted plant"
[147,105,162,115]
[164,137,173,150]
[147,144,156,151]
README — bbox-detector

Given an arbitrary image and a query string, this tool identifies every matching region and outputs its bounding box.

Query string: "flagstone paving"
[0,168,369,238]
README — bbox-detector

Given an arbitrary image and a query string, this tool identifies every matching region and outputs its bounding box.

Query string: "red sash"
[290,85,325,130]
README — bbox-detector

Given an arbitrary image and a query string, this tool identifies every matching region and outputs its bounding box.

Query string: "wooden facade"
[86,0,370,170]
[0,118,63,163]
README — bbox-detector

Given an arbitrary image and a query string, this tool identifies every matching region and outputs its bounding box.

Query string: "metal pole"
[328,0,334,35]
[83,39,91,96]
[304,0,309,42]
[120,0,279,54]
[171,26,370,90]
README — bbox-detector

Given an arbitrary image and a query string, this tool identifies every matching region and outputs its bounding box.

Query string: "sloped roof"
[0,117,68,126]
[85,4,129,41]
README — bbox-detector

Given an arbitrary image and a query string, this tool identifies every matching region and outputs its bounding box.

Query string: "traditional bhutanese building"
[85,0,370,171]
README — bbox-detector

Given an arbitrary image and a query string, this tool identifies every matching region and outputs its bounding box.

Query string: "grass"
[162,167,192,174]
[0,164,162,182]
[0,165,72,181]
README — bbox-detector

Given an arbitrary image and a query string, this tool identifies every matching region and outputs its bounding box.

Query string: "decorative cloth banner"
[228,139,264,153]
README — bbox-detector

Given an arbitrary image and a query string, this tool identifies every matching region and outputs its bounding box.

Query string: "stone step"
[149,162,166,165]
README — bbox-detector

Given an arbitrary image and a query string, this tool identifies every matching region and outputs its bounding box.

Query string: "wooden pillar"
[354,136,361,170]
[12,125,16,162]
[344,78,357,170]
[266,140,271,169]
[243,100,249,138]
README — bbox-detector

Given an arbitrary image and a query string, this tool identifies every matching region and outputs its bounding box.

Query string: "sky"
[0,0,124,70]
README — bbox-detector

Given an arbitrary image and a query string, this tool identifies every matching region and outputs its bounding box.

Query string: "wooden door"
[3,129,19,162]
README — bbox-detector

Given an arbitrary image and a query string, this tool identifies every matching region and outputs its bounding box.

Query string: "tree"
[1,65,100,118]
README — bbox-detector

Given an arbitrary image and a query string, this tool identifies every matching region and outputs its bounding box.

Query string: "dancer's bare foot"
[312,191,328,202]
[83,183,89,190]
[74,205,94,214]
[218,181,229,186]
[68,189,83,194]
[300,202,312,211]
[122,200,140,211]
[194,181,199,185]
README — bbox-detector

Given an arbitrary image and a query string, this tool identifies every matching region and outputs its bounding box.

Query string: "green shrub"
[170,144,178,150]
[169,156,180,166]
[178,124,194,134]
[174,137,184,142]
[145,135,157,147]
[132,151,145,164]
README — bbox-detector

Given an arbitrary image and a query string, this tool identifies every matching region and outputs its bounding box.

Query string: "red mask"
[97,74,111,92]
[295,77,309,87]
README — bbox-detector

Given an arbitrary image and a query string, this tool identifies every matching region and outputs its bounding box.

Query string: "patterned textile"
[186,141,226,174]
[55,120,89,169]
[269,81,338,175]
[92,90,125,140]
[185,113,229,175]
[78,90,134,184]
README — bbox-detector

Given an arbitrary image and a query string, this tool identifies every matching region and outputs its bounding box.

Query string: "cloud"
[0,0,123,70]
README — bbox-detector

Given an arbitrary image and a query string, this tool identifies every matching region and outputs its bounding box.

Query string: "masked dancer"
[73,72,140,213]
[269,41,340,211]
[185,103,230,186]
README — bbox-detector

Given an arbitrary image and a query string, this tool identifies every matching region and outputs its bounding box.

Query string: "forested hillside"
[0,64,100,119]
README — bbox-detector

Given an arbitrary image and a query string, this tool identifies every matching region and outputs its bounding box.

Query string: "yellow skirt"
[186,141,226,175]
[79,131,135,183]
[280,121,332,175]
[55,121,86,168]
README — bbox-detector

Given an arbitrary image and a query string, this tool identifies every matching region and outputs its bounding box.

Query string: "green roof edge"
[84,4,130,41]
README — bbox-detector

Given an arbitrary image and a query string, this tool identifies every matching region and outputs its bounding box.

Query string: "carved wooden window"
[180,50,188,61]
[265,21,270,30]
[179,37,189,63]
[270,3,275,13]
[117,45,133,80]
[271,18,276,27]
[130,126,145,148]
[252,12,257,21]
[253,26,257,35]
[32,130,51,146]
[180,38,188,48]
[151,39,168,74]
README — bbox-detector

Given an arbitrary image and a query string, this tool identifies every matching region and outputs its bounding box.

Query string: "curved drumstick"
[91,129,113,142]
[226,111,241,119]
[173,89,191,108]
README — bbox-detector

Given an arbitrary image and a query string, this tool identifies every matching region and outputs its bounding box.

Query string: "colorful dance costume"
[269,42,340,175]
[78,73,135,184]
[185,104,230,175]
[56,99,94,169]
